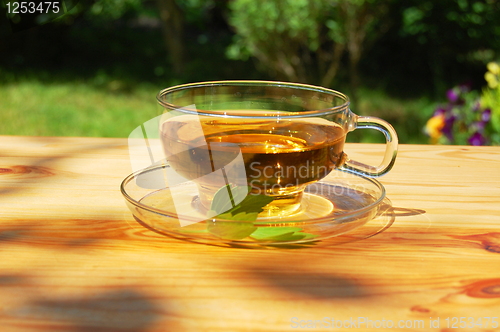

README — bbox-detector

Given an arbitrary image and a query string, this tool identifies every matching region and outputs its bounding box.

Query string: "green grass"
[0,77,436,143]
[0,78,163,138]
[353,87,436,144]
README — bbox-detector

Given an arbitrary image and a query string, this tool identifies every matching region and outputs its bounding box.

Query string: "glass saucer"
[120,164,388,245]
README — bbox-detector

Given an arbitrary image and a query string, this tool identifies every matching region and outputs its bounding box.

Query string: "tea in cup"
[157,81,397,218]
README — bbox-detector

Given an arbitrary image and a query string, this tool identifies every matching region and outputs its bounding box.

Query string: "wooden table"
[1,135,500,331]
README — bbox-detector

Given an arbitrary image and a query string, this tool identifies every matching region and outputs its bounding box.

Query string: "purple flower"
[434,107,447,116]
[474,121,485,131]
[468,132,486,146]
[446,89,459,103]
[442,115,456,141]
[481,109,491,122]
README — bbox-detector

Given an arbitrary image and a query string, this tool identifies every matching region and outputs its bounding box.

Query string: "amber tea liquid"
[161,117,346,216]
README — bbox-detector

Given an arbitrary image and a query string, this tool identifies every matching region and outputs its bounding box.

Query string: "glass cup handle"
[339,115,398,177]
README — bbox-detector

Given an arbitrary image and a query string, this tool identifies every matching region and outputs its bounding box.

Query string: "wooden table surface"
[1,135,500,332]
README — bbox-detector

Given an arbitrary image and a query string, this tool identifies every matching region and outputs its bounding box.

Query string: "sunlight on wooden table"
[1,136,500,331]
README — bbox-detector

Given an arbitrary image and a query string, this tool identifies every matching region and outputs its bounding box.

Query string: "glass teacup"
[157,81,398,218]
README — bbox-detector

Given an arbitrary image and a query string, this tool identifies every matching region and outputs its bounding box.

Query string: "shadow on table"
[0,273,29,286]
[228,205,427,300]
[1,280,167,332]
[31,289,162,331]
[0,136,127,198]
[0,219,117,250]
[255,270,368,299]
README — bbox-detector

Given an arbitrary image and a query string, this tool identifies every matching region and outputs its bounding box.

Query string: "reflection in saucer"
[121,166,390,246]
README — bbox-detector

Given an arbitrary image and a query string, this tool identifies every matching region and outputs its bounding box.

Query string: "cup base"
[121,165,387,245]
[258,192,304,219]
[191,191,306,219]
[196,182,311,219]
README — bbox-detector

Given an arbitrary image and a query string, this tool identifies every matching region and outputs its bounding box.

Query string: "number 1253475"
[445,317,498,329]
[6,1,60,14]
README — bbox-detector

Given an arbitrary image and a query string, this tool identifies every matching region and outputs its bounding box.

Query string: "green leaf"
[226,194,275,216]
[206,184,276,240]
[206,184,322,242]
[230,212,259,221]
[215,212,234,220]
[210,185,249,215]
[295,232,320,241]
[209,185,274,218]
[207,221,257,240]
[250,227,303,240]
[250,227,319,242]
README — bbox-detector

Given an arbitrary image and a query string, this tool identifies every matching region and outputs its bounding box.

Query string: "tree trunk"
[156,0,185,74]
[321,43,345,88]
[342,1,372,105]
[348,38,362,105]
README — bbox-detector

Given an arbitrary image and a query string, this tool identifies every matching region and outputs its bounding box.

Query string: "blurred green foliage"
[481,62,500,142]
[88,0,143,19]
[0,0,499,143]
[226,0,391,93]
[396,0,500,95]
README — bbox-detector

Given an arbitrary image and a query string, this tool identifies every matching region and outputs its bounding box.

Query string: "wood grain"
[1,136,500,332]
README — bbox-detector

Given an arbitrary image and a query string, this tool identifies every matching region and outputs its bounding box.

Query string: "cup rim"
[156,80,350,118]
